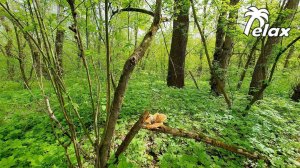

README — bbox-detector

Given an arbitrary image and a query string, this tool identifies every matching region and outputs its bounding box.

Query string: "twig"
[110,73,116,91]
[45,97,71,139]
[189,70,199,90]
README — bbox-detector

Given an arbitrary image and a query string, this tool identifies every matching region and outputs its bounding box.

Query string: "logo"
[243,6,290,37]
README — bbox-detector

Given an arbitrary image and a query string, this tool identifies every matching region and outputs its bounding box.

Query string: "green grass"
[0,67,299,167]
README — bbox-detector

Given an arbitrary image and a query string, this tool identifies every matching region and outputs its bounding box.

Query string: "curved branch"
[111,7,154,19]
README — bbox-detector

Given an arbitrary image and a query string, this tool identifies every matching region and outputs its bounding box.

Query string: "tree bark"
[167,0,190,88]
[55,29,65,77]
[26,35,42,78]
[248,0,299,99]
[210,0,239,95]
[55,4,65,77]
[283,45,295,68]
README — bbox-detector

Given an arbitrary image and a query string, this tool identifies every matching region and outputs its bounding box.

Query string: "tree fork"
[98,0,162,167]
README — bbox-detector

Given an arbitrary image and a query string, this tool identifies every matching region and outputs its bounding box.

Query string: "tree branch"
[246,35,300,110]
[111,7,154,19]
[144,125,269,163]
[45,97,71,139]
[114,111,149,160]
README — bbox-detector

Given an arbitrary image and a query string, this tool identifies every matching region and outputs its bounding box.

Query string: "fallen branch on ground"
[144,125,269,163]
[114,111,150,160]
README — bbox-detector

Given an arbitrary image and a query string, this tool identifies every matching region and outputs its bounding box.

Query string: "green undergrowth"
[0,71,299,167]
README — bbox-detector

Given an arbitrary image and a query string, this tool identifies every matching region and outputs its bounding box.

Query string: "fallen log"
[144,125,270,163]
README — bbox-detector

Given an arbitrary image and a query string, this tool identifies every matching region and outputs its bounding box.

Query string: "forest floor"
[0,70,299,167]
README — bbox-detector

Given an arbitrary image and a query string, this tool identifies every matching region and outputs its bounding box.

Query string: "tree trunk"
[0,16,15,80]
[26,35,42,78]
[198,0,208,74]
[248,0,299,99]
[167,0,190,88]
[14,26,30,89]
[25,0,43,78]
[55,30,65,77]
[284,45,295,68]
[98,1,162,167]
[237,38,260,90]
[55,4,65,77]
[210,0,239,95]
[291,83,300,102]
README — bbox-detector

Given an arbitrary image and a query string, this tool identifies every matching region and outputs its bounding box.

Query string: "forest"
[0,0,299,167]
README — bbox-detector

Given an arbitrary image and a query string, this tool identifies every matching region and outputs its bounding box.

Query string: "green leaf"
[0,156,16,168]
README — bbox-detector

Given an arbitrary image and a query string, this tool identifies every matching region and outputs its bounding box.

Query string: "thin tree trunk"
[134,13,138,49]
[190,0,231,108]
[26,35,41,78]
[55,30,65,77]
[14,26,30,89]
[26,0,43,78]
[0,16,15,80]
[237,38,260,90]
[55,3,65,77]
[237,42,251,69]
[283,45,295,68]
[198,0,208,74]
[114,111,149,160]
[167,0,190,88]
[210,0,239,95]
[85,3,89,49]
[248,0,299,99]
[98,1,162,167]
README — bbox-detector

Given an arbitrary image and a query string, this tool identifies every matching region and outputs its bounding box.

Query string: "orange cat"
[144,113,167,129]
